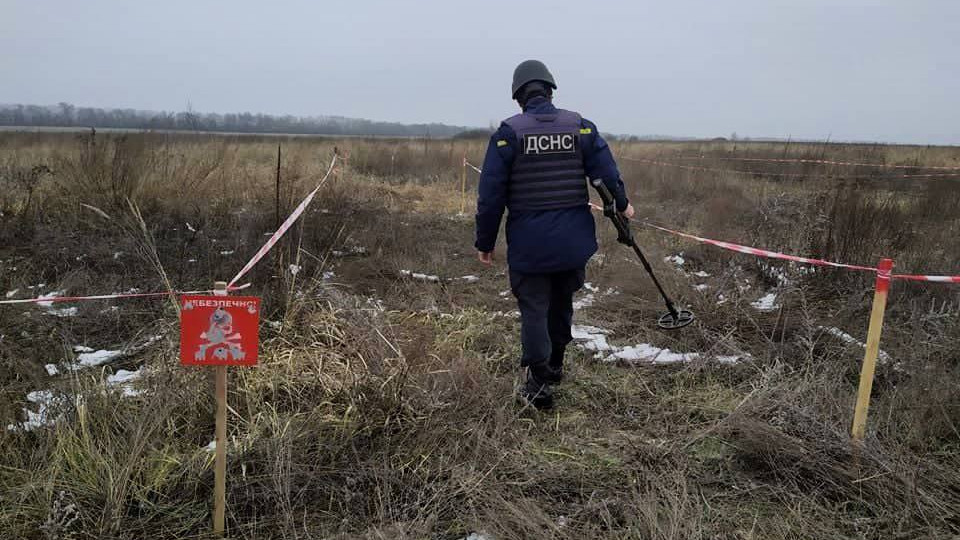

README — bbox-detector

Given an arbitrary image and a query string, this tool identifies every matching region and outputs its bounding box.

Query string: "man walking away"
[475,59,633,409]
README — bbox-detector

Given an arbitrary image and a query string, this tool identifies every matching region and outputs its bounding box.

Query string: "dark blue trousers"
[509,267,586,368]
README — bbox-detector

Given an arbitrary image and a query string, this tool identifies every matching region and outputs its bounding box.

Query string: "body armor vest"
[504,109,588,212]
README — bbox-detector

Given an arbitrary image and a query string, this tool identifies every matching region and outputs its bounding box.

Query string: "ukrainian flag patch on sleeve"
[496,140,508,147]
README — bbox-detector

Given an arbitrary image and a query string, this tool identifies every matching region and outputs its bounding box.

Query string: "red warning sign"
[180,295,260,366]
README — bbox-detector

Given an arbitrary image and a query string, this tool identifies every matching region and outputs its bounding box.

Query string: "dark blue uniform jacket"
[474,96,629,273]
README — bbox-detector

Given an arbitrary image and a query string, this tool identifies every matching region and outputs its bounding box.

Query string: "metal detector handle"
[590,178,633,246]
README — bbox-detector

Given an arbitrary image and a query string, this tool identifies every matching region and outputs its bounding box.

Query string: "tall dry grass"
[1,132,959,538]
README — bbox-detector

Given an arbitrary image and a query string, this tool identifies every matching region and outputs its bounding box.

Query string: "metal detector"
[590,178,695,330]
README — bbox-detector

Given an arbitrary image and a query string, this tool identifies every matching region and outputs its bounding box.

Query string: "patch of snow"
[332,246,367,257]
[400,270,440,282]
[693,271,711,278]
[47,307,78,318]
[751,293,779,312]
[37,290,65,308]
[45,364,59,376]
[73,345,95,353]
[6,289,19,298]
[572,284,618,311]
[219,250,234,256]
[572,293,596,310]
[572,324,748,365]
[6,390,60,432]
[289,264,302,276]
[204,440,217,453]
[187,258,197,263]
[106,368,141,384]
[695,284,710,292]
[716,294,728,305]
[186,222,196,233]
[464,533,493,540]
[76,349,123,368]
[820,326,893,363]
[113,251,123,259]
[458,275,480,283]
[365,297,386,313]
[266,321,282,330]
[665,254,685,266]
[107,368,144,397]
[322,271,336,280]
[571,325,614,352]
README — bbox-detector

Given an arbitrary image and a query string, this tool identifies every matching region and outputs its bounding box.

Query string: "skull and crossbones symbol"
[194,307,245,362]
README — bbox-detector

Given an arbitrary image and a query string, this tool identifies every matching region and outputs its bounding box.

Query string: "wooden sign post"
[180,282,260,536]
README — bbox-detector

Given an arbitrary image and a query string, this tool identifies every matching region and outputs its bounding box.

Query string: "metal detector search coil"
[590,178,695,331]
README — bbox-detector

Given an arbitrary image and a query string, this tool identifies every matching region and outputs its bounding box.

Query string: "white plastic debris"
[5,289,18,298]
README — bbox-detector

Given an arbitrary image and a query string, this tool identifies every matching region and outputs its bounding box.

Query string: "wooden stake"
[460,152,467,215]
[275,143,282,230]
[213,281,228,536]
[851,259,894,443]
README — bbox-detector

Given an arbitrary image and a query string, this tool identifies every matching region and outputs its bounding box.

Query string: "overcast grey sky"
[2,0,958,144]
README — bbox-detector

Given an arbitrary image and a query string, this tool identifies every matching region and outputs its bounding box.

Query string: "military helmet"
[511,60,557,99]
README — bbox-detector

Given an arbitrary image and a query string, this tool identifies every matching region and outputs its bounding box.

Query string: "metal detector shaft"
[590,178,681,321]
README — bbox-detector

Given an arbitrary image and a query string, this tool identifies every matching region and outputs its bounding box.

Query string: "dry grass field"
[1,131,959,539]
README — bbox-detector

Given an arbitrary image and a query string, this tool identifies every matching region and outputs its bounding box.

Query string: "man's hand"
[621,203,635,220]
[477,251,494,265]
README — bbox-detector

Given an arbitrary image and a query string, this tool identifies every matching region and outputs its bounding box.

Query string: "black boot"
[518,367,554,410]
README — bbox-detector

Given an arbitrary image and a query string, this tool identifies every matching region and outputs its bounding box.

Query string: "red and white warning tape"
[464,159,483,174]
[227,154,338,288]
[2,154,337,309]
[643,222,879,273]
[0,289,209,305]
[673,156,960,171]
[890,273,960,284]
[621,157,960,179]
[639,220,960,284]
